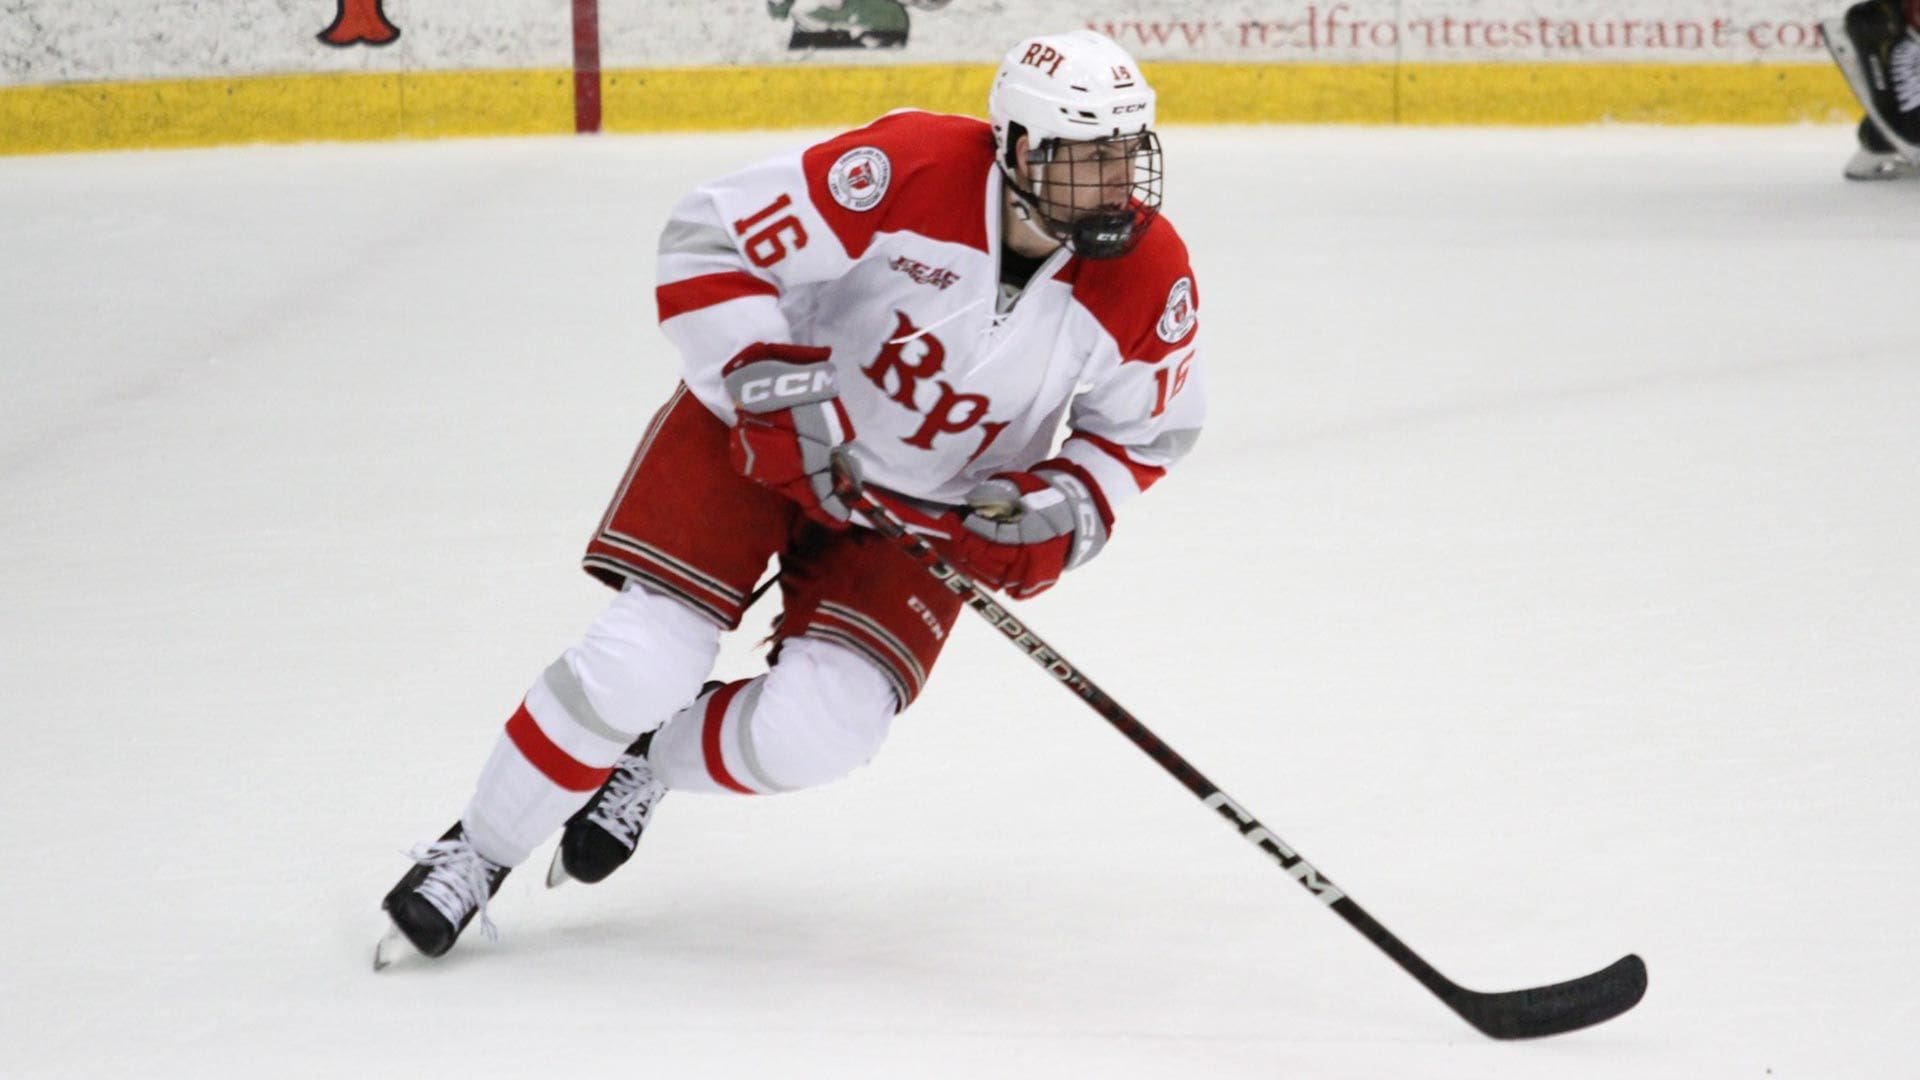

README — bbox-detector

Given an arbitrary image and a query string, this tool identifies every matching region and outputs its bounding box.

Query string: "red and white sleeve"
[1051,225,1206,522]
[653,150,857,424]
[1056,338,1204,516]
[656,111,995,425]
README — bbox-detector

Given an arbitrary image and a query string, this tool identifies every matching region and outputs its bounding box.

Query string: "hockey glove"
[947,465,1111,599]
[722,343,858,527]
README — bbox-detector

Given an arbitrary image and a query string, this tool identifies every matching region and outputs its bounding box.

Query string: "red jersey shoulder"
[1062,217,1198,365]
[801,111,995,259]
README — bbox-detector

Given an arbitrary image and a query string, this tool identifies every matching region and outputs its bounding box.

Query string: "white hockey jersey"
[654,110,1205,526]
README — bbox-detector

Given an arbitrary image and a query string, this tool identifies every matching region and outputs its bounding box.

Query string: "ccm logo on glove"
[736,368,835,407]
[721,343,857,528]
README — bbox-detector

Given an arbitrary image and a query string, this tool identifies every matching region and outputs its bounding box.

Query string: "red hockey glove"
[945,465,1112,599]
[722,343,857,527]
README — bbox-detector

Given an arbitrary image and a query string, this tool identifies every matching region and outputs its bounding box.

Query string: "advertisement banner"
[607,1,1832,66]
[3,0,1835,87]
[0,0,1855,154]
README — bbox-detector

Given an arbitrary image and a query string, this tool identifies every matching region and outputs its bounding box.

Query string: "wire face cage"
[1022,130,1163,258]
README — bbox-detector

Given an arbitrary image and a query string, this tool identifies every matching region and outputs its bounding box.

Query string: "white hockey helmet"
[989,30,1156,165]
[988,30,1163,258]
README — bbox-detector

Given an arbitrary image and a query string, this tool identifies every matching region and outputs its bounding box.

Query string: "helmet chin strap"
[1009,191,1066,250]
[1003,168,1069,251]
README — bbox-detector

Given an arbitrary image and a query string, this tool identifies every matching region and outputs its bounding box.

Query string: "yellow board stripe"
[2,62,1859,157]
[1387,63,1859,124]
[0,69,574,156]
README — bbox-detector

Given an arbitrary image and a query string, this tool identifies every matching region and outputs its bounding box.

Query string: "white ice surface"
[2,126,1917,1078]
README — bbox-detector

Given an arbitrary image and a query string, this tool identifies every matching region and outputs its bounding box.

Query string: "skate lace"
[1895,37,1920,112]
[585,753,664,844]
[406,837,503,941]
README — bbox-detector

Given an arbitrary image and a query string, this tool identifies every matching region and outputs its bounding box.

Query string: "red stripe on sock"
[699,682,756,794]
[505,702,613,792]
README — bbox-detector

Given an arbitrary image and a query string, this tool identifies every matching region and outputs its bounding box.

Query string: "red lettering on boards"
[319,0,398,46]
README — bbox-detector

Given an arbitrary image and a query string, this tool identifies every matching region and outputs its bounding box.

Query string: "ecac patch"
[1156,276,1197,343]
[827,147,892,212]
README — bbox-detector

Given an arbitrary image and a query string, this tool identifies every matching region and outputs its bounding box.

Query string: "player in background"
[1822,0,1920,179]
[376,28,1206,965]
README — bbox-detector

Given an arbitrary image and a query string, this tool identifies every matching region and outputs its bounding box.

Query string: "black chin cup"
[1067,209,1141,260]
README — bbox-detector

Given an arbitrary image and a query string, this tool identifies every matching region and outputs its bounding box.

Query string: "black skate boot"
[376,823,510,968]
[1823,0,1920,162]
[548,730,668,887]
[1846,115,1920,178]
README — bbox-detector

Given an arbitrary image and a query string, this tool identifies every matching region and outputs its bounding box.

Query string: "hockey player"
[1822,0,1920,179]
[376,28,1206,964]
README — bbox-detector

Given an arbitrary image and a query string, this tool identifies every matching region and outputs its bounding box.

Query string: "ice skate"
[1822,2,1920,163]
[375,823,510,970]
[547,731,668,888]
[1845,117,1920,178]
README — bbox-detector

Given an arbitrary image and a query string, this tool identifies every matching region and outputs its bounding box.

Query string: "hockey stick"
[832,455,1647,1039]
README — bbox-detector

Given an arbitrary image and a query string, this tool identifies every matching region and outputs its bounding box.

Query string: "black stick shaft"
[837,475,1645,1039]
[844,490,1430,966]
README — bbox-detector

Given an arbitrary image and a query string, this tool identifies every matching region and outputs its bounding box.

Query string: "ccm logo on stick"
[1204,792,1346,904]
[737,369,833,405]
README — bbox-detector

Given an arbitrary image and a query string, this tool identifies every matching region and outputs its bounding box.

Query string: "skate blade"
[1846,153,1920,179]
[372,925,415,972]
[545,844,572,889]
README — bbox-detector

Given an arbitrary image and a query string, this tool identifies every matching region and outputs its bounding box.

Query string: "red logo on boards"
[319,0,399,47]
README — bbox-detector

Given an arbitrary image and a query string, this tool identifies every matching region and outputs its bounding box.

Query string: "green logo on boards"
[767,0,954,50]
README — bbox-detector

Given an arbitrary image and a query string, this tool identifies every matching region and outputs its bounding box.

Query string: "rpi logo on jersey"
[827,147,892,212]
[863,312,1010,461]
[318,0,398,46]
[1157,277,1197,344]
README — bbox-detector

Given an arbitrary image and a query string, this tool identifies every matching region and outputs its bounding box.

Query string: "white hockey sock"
[648,636,898,795]
[461,583,722,866]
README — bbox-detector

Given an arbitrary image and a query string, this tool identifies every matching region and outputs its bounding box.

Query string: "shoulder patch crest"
[827,146,892,213]
[1156,276,1197,344]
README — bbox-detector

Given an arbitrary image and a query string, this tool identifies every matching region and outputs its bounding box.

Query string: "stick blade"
[1445,954,1647,1039]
